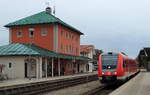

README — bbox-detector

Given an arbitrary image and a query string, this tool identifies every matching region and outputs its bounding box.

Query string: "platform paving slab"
[0,72,97,88]
[109,72,150,95]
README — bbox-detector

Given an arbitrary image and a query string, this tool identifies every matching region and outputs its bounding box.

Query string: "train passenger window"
[123,63,126,67]
[123,61,126,67]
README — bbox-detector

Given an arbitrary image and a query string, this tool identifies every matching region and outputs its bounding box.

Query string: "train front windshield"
[102,55,118,70]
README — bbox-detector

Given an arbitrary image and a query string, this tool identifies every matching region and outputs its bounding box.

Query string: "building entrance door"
[77,64,80,73]
[25,63,27,78]
[86,64,89,72]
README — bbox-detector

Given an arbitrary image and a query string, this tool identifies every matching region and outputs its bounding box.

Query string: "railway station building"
[0,7,94,80]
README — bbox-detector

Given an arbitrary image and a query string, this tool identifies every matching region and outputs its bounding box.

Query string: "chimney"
[45,7,52,14]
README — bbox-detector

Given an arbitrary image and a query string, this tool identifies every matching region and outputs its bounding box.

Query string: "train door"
[123,59,128,74]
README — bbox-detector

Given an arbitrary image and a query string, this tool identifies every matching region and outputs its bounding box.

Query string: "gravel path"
[44,80,101,95]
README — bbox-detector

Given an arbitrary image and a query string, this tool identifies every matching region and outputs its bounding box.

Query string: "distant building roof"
[139,49,146,56]
[80,45,94,53]
[4,11,83,35]
[143,48,150,56]
[0,43,94,61]
[138,48,150,57]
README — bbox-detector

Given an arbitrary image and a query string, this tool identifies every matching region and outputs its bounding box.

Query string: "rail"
[0,74,98,95]
[81,71,140,95]
[80,82,123,95]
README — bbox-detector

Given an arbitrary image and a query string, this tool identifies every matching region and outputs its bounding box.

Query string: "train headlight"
[102,72,104,75]
[114,72,117,75]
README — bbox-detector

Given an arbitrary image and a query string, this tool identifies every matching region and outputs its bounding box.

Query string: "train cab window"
[101,55,118,70]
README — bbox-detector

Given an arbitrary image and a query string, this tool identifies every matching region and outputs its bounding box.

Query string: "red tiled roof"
[80,45,94,53]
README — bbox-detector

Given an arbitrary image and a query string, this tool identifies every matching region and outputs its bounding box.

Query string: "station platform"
[0,72,97,89]
[109,72,150,95]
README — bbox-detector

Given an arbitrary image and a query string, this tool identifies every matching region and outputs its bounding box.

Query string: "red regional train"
[98,52,139,83]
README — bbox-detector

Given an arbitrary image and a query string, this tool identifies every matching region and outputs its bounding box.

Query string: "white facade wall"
[0,56,44,79]
[79,63,86,72]
[80,47,95,72]
[88,50,93,72]
[0,56,25,79]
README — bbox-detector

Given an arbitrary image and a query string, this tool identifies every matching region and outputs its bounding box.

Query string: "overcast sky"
[0,0,150,58]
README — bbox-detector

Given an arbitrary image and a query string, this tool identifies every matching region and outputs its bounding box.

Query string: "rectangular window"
[69,33,72,40]
[61,31,63,36]
[41,28,48,36]
[29,28,35,37]
[66,32,68,38]
[72,35,74,40]
[61,44,63,50]
[76,37,78,42]
[69,45,71,53]
[72,47,74,54]
[9,62,12,68]
[17,30,23,37]
[64,45,66,53]
[76,48,78,55]
[66,45,69,53]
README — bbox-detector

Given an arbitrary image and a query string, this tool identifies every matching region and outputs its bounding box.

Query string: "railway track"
[81,71,140,95]
[81,82,123,95]
[0,74,98,95]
